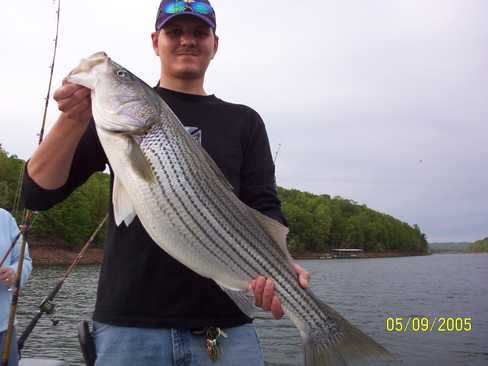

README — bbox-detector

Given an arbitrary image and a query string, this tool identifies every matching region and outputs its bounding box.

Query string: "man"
[22,1,309,364]
[0,208,32,366]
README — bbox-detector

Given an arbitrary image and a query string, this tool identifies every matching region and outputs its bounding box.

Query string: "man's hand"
[0,266,15,287]
[249,263,310,319]
[54,80,92,124]
[26,80,93,190]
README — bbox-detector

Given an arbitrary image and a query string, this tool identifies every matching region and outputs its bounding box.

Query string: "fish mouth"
[66,51,109,89]
[69,51,108,75]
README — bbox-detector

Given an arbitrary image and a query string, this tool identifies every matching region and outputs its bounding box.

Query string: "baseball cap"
[155,0,216,31]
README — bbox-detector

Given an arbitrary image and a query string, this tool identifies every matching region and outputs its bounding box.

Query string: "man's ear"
[212,34,219,59]
[151,31,160,56]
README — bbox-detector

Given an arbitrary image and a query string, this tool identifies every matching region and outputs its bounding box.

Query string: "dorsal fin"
[199,145,234,191]
[249,208,294,264]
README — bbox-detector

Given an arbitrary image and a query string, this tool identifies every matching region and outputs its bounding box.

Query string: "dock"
[331,248,364,258]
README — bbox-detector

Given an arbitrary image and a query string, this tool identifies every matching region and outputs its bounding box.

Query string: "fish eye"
[117,69,128,78]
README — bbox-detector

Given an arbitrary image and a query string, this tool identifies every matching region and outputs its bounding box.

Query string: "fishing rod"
[17,214,107,352]
[2,1,62,364]
[12,165,25,217]
[0,216,38,268]
[272,144,282,188]
[0,233,21,269]
[273,143,282,164]
[2,210,33,366]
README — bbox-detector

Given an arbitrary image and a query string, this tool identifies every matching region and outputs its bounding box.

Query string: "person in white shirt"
[0,208,32,366]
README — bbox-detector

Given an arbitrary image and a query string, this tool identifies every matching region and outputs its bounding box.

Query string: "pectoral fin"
[113,176,137,226]
[128,138,154,183]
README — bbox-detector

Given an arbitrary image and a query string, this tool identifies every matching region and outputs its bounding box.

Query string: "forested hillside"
[279,188,427,253]
[1,144,109,247]
[469,237,488,252]
[1,144,427,253]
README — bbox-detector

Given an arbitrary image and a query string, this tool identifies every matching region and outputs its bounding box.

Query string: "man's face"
[151,16,218,80]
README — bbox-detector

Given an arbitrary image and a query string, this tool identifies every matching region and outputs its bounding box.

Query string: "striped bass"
[67,52,393,366]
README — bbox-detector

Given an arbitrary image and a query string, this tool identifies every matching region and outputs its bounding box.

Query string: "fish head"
[66,51,161,133]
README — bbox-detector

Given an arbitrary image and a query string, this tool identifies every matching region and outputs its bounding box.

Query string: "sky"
[1,1,487,242]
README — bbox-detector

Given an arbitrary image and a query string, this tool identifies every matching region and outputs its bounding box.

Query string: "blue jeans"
[93,321,264,366]
[0,328,18,366]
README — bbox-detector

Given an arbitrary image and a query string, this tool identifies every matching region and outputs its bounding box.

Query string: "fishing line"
[17,214,107,352]
[1,1,62,364]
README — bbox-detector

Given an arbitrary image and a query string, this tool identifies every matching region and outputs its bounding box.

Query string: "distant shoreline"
[292,251,429,260]
[29,245,104,266]
[28,245,431,266]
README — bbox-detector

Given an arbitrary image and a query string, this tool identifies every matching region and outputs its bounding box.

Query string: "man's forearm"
[27,113,90,190]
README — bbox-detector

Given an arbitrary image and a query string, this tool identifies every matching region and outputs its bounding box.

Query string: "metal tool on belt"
[193,327,228,361]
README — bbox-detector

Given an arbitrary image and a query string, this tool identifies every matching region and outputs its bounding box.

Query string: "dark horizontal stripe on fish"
[151,122,330,327]
[146,155,241,281]
[153,125,306,281]
[146,142,261,286]
[157,127,331,327]
[144,128,311,322]
[145,126,328,327]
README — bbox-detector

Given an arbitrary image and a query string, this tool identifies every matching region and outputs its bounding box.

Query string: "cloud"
[1,0,486,241]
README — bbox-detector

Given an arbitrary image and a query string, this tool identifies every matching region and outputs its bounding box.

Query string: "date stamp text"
[385,316,472,333]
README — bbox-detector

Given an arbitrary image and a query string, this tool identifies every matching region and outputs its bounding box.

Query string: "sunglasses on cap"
[163,1,214,16]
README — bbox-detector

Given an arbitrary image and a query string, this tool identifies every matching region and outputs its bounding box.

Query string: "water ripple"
[15,254,488,365]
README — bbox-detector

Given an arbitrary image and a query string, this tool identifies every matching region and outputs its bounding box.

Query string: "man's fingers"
[261,279,274,311]
[67,101,92,119]
[270,296,284,319]
[253,276,266,307]
[54,83,88,101]
[0,268,13,283]
[293,263,306,274]
[58,94,88,111]
[298,270,310,289]
[58,96,92,119]
[74,87,91,99]
[294,263,310,289]
[250,275,286,319]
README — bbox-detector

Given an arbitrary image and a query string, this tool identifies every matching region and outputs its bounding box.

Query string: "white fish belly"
[98,129,257,290]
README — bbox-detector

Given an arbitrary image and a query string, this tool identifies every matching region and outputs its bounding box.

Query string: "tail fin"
[303,298,395,366]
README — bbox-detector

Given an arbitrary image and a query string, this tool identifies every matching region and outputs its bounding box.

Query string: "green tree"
[279,186,428,254]
[1,144,430,254]
[469,237,488,252]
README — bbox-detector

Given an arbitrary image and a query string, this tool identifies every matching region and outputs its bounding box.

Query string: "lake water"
[15,253,488,366]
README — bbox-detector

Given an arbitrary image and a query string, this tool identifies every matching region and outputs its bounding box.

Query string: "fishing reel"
[39,297,60,326]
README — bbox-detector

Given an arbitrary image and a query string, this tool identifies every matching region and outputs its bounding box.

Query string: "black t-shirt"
[22,86,286,328]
